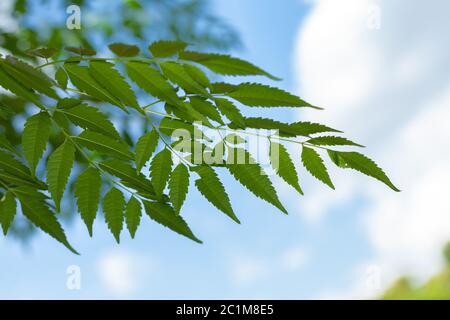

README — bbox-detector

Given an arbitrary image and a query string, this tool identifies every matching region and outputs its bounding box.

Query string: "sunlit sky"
[1,0,450,299]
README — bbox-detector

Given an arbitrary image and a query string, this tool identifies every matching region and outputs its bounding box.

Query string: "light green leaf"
[183,63,211,88]
[74,167,101,236]
[160,61,210,96]
[108,43,140,57]
[126,61,183,107]
[179,51,279,80]
[89,61,141,113]
[227,83,319,108]
[301,146,334,189]
[149,40,188,57]
[214,98,246,128]
[150,148,173,197]
[73,130,133,160]
[270,142,303,195]
[103,187,125,243]
[143,200,201,243]
[46,139,75,211]
[189,97,223,124]
[65,47,96,56]
[224,133,246,145]
[168,164,190,214]
[135,130,159,172]
[125,196,141,238]
[191,165,238,223]
[328,151,399,191]
[16,186,77,254]
[227,148,287,214]
[307,136,364,147]
[25,47,57,59]
[22,112,51,175]
[0,192,16,236]
[57,104,120,139]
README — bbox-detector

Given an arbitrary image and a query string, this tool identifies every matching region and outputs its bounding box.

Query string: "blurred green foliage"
[381,242,450,300]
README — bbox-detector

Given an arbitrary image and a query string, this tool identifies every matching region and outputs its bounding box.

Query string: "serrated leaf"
[227,83,319,108]
[64,63,124,110]
[22,112,51,175]
[15,186,77,254]
[160,61,210,96]
[183,63,211,88]
[143,200,201,243]
[135,130,159,172]
[210,82,237,94]
[0,134,16,154]
[224,133,246,145]
[287,121,342,136]
[214,98,246,128]
[179,51,279,80]
[74,130,133,160]
[301,146,334,189]
[57,104,120,139]
[328,151,399,191]
[89,61,141,113]
[189,97,223,124]
[126,61,183,108]
[0,150,44,188]
[270,142,303,194]
[159,117,206,140]
[125,196,141,238]
[46,139,75,211]
[25,47,57,59]
[55,67,68,89]
[1,56,58,99]
[307,136,364,147]
[65,47,96,56]
[191,165,239,223]
[0,192,16,235]
[99,159,156,196]
[168,164,190,214]
[150,148,173,197]
[149,40,188,57]
[103,187,125,243]
[227,149,287,214]
[74,167,101,236]
[108,43,140,57]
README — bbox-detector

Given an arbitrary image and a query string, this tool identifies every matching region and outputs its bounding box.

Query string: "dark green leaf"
[103,187,125,243]
[74,130,133,160]
[108,43,140,57]
[22,112,51,175]
[0,192,16,235]
[168,164,190,214]
[149,40,188,57]
[74,167,101,236]
[125,196,141,238]
[135,130,159,172]
[301,146,334,189]
[270,142,303,194]
[150,148,173,197]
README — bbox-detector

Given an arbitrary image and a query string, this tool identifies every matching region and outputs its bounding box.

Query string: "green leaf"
[135,130,159,172]
[126,61,183,107]
[227,149,287,214]
[143,200,201,243]
[56,104,120,139]
[328,151,399,191]
[0,63,43,108]
[227,83,319,108]
[270,142,303,194]
[287,121,342,136]
[103,187,125,243]
[191,165,238,223]
[99,159,156,196]
[168,164,190,214]
[307,136,364,147]
[1,56,58,99]
[301,146,334,189]
[125,196,141,238]
[55,67,68,89]
[0,192,16,235]
[224,134,246,145]
[0,134,16,154]
[0,150,44,188]
[89,61,141,113]
[189,97,223,124]
[214,98,246,128]
[15,186,77,254]
[65,47,96,56]
[73,130,133,160]
[46,139,75,211]
[25,47,57,59]
[160,61,210,96]
[149,40,188,57]
[179,51,279,80]
[159,117,206,140]
[108,43,140,57]
[22,112,51,175]
[74,167,101,236]
[64,63,124,110]
[210,82,237,94]
[150,148,173,197]
[183,64,211,88]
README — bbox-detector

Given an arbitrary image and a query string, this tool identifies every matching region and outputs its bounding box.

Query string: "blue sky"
[1,0,450,299]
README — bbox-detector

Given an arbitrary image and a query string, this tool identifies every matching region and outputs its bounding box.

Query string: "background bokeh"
[0,0,449,299]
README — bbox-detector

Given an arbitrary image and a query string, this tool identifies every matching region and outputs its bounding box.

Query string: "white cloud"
[294,0,450,297]
[281,246,308,271]
[97,250,152,297]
